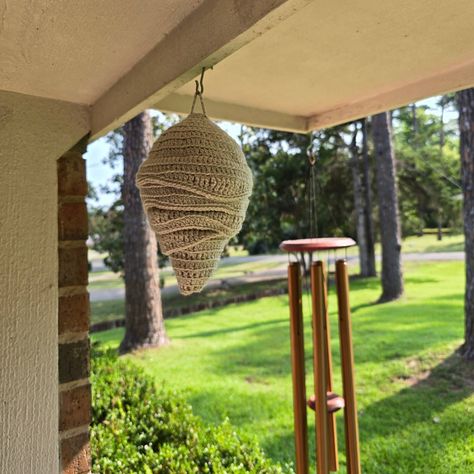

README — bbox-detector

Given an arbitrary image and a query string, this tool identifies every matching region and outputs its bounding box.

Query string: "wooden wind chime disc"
[280,237,356,253]
[136,112,253,295]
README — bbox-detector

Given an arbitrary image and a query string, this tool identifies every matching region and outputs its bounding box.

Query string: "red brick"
[59,293,90,335]
[59,384,91,432]
[58,246,88,287]
[59,339,90,384]
[61,432,91,474]
[58,153,87,197]
[58,202,88,241]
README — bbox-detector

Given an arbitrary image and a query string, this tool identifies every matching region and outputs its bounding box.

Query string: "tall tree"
[119,112,167,353]
[372,111,404,302]
[457,88,474,360]
[349,121,376,277]
[360,119,377,276]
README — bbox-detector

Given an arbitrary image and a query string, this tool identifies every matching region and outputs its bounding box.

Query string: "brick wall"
[57,146,91,474]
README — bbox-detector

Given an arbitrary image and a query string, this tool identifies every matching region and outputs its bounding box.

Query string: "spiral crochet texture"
[136,113,253,295]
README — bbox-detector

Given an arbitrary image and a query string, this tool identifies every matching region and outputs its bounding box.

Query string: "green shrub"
[91,349,291,473]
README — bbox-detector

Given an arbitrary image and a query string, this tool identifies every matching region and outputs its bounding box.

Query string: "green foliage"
[91,348,291,474]
[240,128,355,253]
[394,101,461,235]
[89,199,124,274]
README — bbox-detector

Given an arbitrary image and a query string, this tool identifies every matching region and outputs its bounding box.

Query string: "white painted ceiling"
[1,0,473,134]
[0,0,204,104]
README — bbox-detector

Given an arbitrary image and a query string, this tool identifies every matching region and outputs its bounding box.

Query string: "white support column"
[0,91,88,474]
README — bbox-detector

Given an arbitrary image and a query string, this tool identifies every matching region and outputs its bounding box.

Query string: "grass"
[401,233,464,253]
[92,261,474,473]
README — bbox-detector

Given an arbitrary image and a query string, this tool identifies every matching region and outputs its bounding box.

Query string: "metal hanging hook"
[194,66,213,96]
[190,66,213,115]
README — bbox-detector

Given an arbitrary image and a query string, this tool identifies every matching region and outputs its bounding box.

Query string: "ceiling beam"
[154,92,307,132]
[156,56,474,134]
[90,0,312,139]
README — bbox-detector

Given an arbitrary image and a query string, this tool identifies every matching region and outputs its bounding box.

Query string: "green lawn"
[344,233,464,257]
[401,233,464,253]
[92,261,474,473]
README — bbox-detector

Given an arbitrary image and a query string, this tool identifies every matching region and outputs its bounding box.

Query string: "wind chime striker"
[280,134,361,474]
[137,68,253,295]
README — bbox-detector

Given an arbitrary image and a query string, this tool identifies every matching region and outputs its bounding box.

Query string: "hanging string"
[306,132,318,239]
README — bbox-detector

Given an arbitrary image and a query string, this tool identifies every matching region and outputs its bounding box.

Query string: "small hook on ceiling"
[194,66,213,96]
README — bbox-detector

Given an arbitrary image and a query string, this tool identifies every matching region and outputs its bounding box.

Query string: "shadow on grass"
[359,350,474,473]
[186,386,298,466]
[179,318,287,339]
[204,292,463,379]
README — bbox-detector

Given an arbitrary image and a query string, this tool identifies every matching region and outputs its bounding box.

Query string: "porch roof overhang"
[1,0,474,138]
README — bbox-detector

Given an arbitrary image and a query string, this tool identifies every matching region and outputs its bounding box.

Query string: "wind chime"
[280,137,361,474]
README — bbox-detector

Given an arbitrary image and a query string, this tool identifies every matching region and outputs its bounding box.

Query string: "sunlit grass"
[93,261,474,473]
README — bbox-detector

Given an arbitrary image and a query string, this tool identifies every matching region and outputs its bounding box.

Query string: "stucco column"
[0,91,88,474]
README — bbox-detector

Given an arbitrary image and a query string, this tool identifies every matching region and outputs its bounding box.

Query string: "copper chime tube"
[319,262,339,472]
[310,261,329,474]
[335,260,361,474]
[288,262,309,474]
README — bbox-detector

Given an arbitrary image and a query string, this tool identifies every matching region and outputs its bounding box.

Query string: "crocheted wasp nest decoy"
[136,113,253,295]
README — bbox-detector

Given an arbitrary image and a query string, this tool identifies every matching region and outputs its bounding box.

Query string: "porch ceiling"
[1,0,473,138]
[0,0,205,104]
[155,0,474,132]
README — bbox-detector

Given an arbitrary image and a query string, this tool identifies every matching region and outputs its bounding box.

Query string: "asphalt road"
[89,251,464,302]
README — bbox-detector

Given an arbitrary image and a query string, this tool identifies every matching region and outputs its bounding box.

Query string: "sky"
[85,95,457,208]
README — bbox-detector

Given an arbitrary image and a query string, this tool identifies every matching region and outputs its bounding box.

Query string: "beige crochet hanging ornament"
[136,68,253,295]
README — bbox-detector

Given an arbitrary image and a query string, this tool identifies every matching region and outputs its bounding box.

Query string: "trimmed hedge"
[91,349,292,473]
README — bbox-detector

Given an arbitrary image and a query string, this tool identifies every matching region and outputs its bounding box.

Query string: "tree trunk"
[438,100,446,242]
[372,111,404,302]
[457,88,474,360]
[437,208,443,241]
[119,111,168,354]
[349,124,370,277]
[361,119,377,276]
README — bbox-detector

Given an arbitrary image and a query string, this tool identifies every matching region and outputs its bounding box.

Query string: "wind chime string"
[302,132,320,316]
[306,132,318,239]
